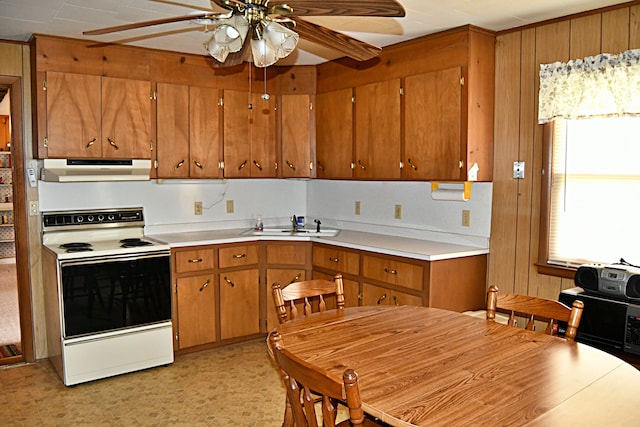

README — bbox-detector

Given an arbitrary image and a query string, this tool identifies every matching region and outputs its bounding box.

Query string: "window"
[543,117,640,267]
[537,48,640,274]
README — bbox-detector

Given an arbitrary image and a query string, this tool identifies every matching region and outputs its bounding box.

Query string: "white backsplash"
[38,178,491,247]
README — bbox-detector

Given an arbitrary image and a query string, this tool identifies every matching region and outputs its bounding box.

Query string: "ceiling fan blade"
[83,13,228,36]
[274,0,405,17]
[292,18,381,61]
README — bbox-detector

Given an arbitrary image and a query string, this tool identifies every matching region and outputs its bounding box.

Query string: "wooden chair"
[272,274,345,325]
[268,330,382,427]
[486,285,584,340]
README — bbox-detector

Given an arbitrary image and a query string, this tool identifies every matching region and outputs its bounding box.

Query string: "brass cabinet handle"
[286,160,296,171]
[193,160,203,169]
[188,258,203,263]
[393,295,398,305]
[199,279,210,292]
[238,160,247,170]
[358,160,366,170]
[317,161,325,171]
[107,137,119,150]
[86,137,97,148]
[175,159,185,169]
[223,276,236,287]
[253,160,263,171]
[289,272,302,283]
[407,158,418,171]
[232,253,246,259]
[377,293,387,305]
[329,257,340,263]
[384,267,398,275]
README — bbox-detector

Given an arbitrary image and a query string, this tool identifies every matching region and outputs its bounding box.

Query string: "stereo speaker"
[575,266,599,292]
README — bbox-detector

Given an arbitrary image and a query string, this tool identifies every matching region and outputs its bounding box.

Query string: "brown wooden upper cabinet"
[223,89,276,178]
[354,79,402,180]
[280,94,313,178]
[315,88,354,179]
[41,71,152,159]
[403,67,464,181]
[156,83,222,179]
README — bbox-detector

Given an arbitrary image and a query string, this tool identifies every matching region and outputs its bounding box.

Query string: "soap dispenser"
[255,215,264,231]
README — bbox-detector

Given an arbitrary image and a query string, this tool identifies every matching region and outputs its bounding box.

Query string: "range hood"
[42,159,151,182]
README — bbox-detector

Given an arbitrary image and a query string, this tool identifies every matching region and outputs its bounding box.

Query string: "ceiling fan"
[83,0,406,68]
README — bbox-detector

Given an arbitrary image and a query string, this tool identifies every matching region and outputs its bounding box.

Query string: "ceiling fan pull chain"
[262,67,270,100]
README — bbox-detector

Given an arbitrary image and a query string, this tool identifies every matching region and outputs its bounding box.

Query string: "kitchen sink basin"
[247,227,340,237]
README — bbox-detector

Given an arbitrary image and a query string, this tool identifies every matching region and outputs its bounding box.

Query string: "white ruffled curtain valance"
[538,48,640,124]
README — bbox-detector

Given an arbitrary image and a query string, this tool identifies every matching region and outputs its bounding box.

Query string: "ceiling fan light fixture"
[205,15,249,62]
[263,21,298,59]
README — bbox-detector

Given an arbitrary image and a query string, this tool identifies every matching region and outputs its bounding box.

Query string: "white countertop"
[148,228,488,261]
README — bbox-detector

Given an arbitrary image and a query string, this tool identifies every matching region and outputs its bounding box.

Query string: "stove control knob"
[107,214,115,221]
[76,216,84,223]
[97,215,104,222]
[87,215,94,222]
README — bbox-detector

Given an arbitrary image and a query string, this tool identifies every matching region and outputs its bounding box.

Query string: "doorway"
[0,76,33,365]
[0,89,21,365]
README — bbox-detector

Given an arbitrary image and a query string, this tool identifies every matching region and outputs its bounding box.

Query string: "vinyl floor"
[0,338,287,426]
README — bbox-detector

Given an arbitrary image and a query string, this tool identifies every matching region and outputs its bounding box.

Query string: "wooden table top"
[275,305,640,426]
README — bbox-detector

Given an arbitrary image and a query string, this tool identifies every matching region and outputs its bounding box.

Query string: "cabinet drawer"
[313,245,359,276]
[219,244,258,268]
[362,254,424,291]
[266,243,308,265]
[175,248,215,274]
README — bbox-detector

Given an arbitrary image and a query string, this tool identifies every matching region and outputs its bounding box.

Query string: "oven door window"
[60,254,171,338]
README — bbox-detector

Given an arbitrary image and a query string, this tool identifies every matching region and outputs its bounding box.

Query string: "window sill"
[535,263,577,280]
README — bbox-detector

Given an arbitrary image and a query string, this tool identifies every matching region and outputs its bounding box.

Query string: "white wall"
[38,178,492,247]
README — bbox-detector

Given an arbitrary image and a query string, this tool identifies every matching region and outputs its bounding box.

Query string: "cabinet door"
[316,88,353,179]
[45,72,102,158]
[223,90,276,178]
[404,68,463,180]
[312,244,360,276]
[354,79,401,179]
[362,254,424,291]
[101,76,152,159]
[281,94,312,178]
[174,247,216,274]
[266,268,307,331]
[190,86,222,178]
[249,92,277,177]
[156,83,189,178]
[362,283,422,307]
[313,271,360,308]
[176,274,216,349]
[219,269,260,339]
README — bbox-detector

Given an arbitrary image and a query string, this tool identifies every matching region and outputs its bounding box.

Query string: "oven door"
[59,251,171,339]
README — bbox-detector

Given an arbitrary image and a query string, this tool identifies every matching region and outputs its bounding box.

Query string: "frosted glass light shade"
[205,15,249,63]
[251,38,278,68]
[263,21,299,58]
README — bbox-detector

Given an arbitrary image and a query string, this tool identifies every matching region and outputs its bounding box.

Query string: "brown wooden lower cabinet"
[175,274,216,349]
[219,269,260,340]
[172,240,487,352]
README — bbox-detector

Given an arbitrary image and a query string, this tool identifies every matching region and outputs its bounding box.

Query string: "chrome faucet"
[291,215,298,231]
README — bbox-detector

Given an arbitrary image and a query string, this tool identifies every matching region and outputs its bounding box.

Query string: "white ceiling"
[0,0,628,66]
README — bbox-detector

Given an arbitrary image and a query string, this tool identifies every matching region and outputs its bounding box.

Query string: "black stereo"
[575,264,640,302]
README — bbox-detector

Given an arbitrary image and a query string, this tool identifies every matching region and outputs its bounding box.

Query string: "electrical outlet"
[355,201,361,215]
[194,201,203,215]
[394,204,402,220]
[29,201,39,216]
[226,200,234,214]
[462,209,471,227]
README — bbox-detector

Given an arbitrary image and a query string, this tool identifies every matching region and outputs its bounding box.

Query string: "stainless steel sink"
[247,227,340,237]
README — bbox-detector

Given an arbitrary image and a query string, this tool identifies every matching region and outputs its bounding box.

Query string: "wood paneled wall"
[489,2,640,299]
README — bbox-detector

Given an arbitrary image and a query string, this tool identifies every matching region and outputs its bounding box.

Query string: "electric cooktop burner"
[120,238,153,248]
[59,242,93,253]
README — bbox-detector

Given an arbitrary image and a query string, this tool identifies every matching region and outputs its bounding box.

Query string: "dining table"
[273,305,640,426]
